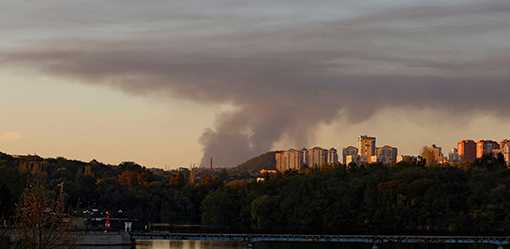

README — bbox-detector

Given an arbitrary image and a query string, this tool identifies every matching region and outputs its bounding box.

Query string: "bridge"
[130,233,510,248]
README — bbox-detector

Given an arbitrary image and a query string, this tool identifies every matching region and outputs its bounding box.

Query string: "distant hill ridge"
[0,150,277,174]
[233,151,276,173]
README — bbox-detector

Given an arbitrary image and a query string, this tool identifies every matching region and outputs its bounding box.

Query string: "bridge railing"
[130,232,510,246]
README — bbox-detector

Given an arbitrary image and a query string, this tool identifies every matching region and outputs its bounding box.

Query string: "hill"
[232,151,277,173]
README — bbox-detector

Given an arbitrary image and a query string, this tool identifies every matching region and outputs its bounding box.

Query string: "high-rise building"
[275,152,284,172]
[277,146,339,171]
[358,135,376,163]
[369,155,378,164]
[491,148,503,159]
[476,140,500,159]
[342,146,359,165]
[289,149,304,170]
[457,140,477,163]
[421,144,445,166]
[275,149,304,172]
[306,147,328,168]
[501,143,510,167]
[376,145,398,165]
[500,139,510,149]
[327,148,339,166]
[345,155,359,166]
[448,148,460,163]
[499,140,510,166]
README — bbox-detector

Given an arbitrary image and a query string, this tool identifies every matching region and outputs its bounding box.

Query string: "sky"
[1,0,510,168]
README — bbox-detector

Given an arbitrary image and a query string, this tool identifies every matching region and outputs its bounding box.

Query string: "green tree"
[201,189,242,227]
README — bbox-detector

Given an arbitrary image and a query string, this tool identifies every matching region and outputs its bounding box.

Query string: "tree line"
[201,157,510,235]
[1,151,510,236]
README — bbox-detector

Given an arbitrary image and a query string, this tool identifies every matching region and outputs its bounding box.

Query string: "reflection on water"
[135,240,492,249]
[137,240,247,249]
[78,247,132,249]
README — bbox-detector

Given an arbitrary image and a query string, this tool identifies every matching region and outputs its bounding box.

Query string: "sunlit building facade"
[358,135,376,163]
[327,148,339,166]
[476,140,500,159]
[342,146,359,165]
[376,145,398,165]
[307,147,329,168]
[275,149,304,172]
[422,144,446,166]
[448,148,460,163]
[345,155,358,166]
[501,143,510,167]
[499,139,510,150]
[457,140,477,163]
[276,146,335,172]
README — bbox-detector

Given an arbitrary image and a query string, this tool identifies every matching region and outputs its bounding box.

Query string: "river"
[137,240,246,249]
[72,239,496,249]
[133,240,487,249]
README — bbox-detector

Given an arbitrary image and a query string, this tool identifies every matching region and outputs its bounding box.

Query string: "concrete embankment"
[76,232,133,247]
[6,231,134,248]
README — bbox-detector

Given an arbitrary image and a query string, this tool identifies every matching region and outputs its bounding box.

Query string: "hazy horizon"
[2,0,510,168]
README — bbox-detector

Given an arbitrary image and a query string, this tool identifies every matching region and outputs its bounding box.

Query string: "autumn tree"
[15,183,76,249]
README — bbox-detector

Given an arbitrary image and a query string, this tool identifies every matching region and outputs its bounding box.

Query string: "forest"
[1,151,510,235]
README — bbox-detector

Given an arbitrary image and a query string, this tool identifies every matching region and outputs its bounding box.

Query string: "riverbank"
[5,230,134,247]
[77,231,133,247]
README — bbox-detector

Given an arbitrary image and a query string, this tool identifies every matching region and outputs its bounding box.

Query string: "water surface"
[137,240,247,249]
[135,240,491,249]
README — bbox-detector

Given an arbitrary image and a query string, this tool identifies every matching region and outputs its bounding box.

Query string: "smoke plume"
[1,0,510,167]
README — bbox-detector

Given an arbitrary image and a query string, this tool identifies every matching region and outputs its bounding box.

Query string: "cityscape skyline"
[0,113,510,169]
[12,134,509,179]
[1,0,510,168]
[275,135,510,172]
[3,1,510,245]
[4,131,510,169]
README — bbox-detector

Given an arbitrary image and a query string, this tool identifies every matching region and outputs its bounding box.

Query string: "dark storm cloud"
[1,0,510,166]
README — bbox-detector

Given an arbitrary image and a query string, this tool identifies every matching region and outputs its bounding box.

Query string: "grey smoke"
[1,0,510,167]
